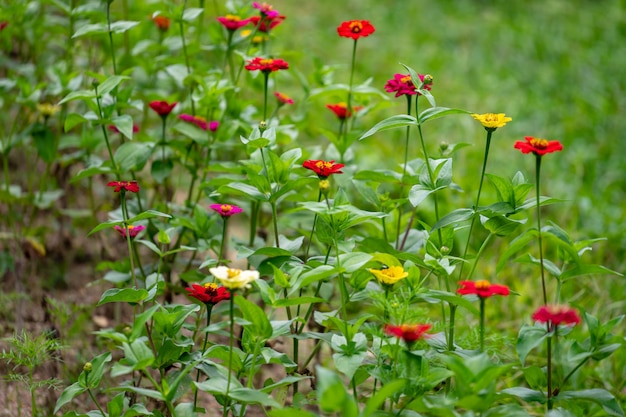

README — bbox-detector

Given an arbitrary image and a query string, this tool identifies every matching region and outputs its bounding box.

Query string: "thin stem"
[263,72,269,121]
[547,331,553,409]
[447,304,456,352]
[248,201,259,247]
[535,155,547,304]
[120,193,138,288]
[345,39,358,132]
[304,191,323,260]
[179,0,196,115]
[106,1,117,75]
[218,218,228,263]
[193,305,213,409]
[271,201,280,248]
[402,94,413,178]
[94,86,120,178]
[224,295,235,417]
[479,297,485,352]
[466,233,494,282]
[87,387,106,417]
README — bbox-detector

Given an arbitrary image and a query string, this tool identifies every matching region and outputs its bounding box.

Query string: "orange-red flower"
[114,224,146,238]
[532,305,580,327]
[217,15,252,31]
[185,283,231,305]
[249,14,285,32]
[274,92,294,105]
[149,100,177,117]
[244,57,289,73]
[152,15,170,31]
[107,181,140,193]
[384,323,431,343]
[457,280,510,298]
[514,136,563,156]
[326,102,362,120]
[384,73,433,97]
[210,204,243,217]
[303,160,344,179]
[337,20,375,40]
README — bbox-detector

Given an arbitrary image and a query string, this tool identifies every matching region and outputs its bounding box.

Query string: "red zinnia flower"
[217,15,252,31]
[244,57,289,73]
[274,92,294,105]
[107,181,140,193]
[210,204,243,217]
[108,124,140,134]
[186,283,231,305]
[252,2,280,18]
[152,15,171,31]
[457,280,510,298]
[302,160,345,178]
[532,305,581,328]
[514,136,563,156]
[337,20,375,40]
[326,102,362,120]
[114,224,146,238]
[249,14,285,32]
[384,73,433,98]
[384,323,432,343]
[149,100,177,117]
[179,114,219,132]
[0,22,8,31]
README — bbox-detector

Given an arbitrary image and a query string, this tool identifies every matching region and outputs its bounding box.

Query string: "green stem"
[547,328,553,410]
[479,297,485,352]
[106,1,117,75]
[119,192,137,288]
[271,201,280,248]
[402,94,413,179]
[224,294,236,417]
[218,218,228,263]
[304,191,322,260]
[87,387,106,417]
[466,233,494,282]
[193,305,213,409]
[248,201,259,247]
[94,86,120,178]
[179,0,195,115]
[263,72,269,122]
[535,154,547,304]
[447,304,456,352]
[345,39,358,132]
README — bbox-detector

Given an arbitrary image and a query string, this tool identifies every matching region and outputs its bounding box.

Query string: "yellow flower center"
[530,138,549,149]
[127,225,136,230]
[226,268,241,278]
[260,58,274,65]
[483,113,498,122]
[475,280,491,290]
[226,14,241,22]
[193,115,207,123]
[37,103,61,117]
[221,204,233,213]
[400,75,412,83]
[349,21,363,33]
[315,161,333,169]
[252,35,266,44]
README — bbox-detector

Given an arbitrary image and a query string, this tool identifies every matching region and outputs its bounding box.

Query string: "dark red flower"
[107,181,140,193]
[337,20,375,40]
[186,283,231,305]
[152,15,170,31]
[457,280,510,298]
[532,305,580,327]
[244,57,289,73]
[114,224,146,238]
[514,136,563,156]
[252,2,280,18]
[149,100,177,117]
[302,160,345,178]
[210,204,243,217]
[384,73,433,98]
[274,92,294,105]
[384,323,432,343]
[326,102,362,120]
[249,14,285,32]
[217,15,252,31]
[0,22,8,31]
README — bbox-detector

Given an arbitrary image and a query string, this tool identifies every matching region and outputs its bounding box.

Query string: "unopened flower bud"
[83,362,93,372]
[440,246,450,255]
[319,179,330,195]
[440,141,449,153]
[259,120,267,132]
[422,74,433,85]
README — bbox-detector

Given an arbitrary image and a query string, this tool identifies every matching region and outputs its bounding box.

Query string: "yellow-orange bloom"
[368,266,408,285]
[471,113,512,130]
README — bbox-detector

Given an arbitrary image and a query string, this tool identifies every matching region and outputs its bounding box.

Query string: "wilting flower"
[302,159,344,179]
[217,15,252,31]
[457,280,510,298]
[252,2,280,18]
[107,181,140,193]
[471,113,512,131]
[274,92,294,105]
[384,323,432,343]
[514,136,563,156]
[149,100,177,117]
[249,14,285,32]
[152,15,170,31]
[36,103,61,118]
[185,282,231,305]
[108,124,140,134]
[532,305,581,328]
[245,57,289,73]
[210,266,259,290]
[210,204,243,217]
[179,114,219,131]
[326,102,362,120]
[114,224,146,238]
[369,266,408,286]
[337,20,375,40]
[384,73,432,97]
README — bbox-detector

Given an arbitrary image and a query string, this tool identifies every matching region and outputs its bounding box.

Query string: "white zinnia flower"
[209,266,259,290]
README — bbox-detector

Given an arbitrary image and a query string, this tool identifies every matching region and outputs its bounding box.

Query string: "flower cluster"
[302,160,344,179]
[185,282,231,305]
[209,266,259,290]
[179,114,219,131]
[337,20,375,40]
[107,181,140,193]
[245,57,289,73]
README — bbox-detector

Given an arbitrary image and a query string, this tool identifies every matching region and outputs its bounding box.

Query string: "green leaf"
[560,264,622,281]
[482,215,525,236]
[64,113,89,131]
[72,23,107,38]
[486,173,514,205]
[97,288,149,306]
[71,165,112,183]
[31,124,56,163]
[362,379,406,417]
[229,388,281,408]
[121,339,155,371]
[182,8,203,21]
[97,75,131,97]
[418,107,470,124]
[151,159,174,184]
[423,290,479,314]
[500,387,546,403]
[273,296,325,308]
[338,252,373,273]
[114,141,152,172]
[516,323,548,366]
[110,115,134,140]
[54,382,86,413]
[219,182,269,201]
[235,296,273,342]
[359,114,417,140]
[431,208,474,231]
[557,389,624,416]
[109,21,140,34]
[127,210,172,223]
[409,184,445,207]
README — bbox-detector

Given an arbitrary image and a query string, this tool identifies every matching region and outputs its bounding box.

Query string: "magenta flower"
[179,114,219,132]
[210,204,243,217]
[384,73,432,97]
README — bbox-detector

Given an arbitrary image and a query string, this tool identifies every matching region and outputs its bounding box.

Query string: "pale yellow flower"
[209,266,259,290]
[471,113,512,130]
[36,103,61,118]
[368,266,408,286]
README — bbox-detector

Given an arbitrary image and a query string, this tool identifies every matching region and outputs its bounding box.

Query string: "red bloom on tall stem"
[152,15,171,31]
[186,283,231,305]
[514,136,563,156]
[244,57,289,73]
[210,204,243,217]
[457,280,510,298]
[303,160,345,179]
[217,15,252,31]
[326,102,362,120]
[114,224,146,238]
[149,100,177,117]
[337,20,375,40]
[384,323,432,343]
[384,73,433,97]
[107,181,140,193]
[532,305,581,327]
[249,14,285,32]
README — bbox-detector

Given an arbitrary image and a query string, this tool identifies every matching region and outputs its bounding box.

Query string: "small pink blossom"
[210,204,243,217]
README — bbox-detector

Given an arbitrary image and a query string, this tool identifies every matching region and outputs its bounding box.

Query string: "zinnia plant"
[107,181,140,193]
[384,323,432,344]
[113,224,145,239]
[217,15,252,31]
[149,100,177,117]
[302,159,345,179]
[185,282,231,306]
[337,19,376,40]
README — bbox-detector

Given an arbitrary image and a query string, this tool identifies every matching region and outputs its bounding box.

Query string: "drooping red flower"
[326,102,362,120]
[252,2,280,18]
[244,57,289,73]
[274,92,294,105]
[337,20,375,40]
[532,305,581,327]
[384,73,433,98]
[514,136,563,156]
[249,14,285,32]
[217,15,252,31]
[107,181,140,193]
[108,124,140,134]
[0,22,8,31]
[302,160,345,179]
[179,114,219,132]
[149,100,177,117]
[152,15,171,31]
[457,280,510,298]
[384,323,432,343]
[114,224,146,238]
[210,204,243,217]
[186,283,231,305]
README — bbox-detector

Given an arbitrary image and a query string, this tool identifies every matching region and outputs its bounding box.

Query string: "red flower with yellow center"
[337,20,375,40]
[114,224,146,238]
[384,323,432,343]
[210,204,243,217]
[326,102,362,120]
[514,136,563,156]
[107,181,140,193]
[532,305,580,328]
[303,159,345,179]
[274,92,294,105]
[217,14,252,31]
[149,100,177,117]
[384,73,433,97]
[457,280,510,298]
[185,283,231,305]
[152,15,170,31]
[244,57,289,73]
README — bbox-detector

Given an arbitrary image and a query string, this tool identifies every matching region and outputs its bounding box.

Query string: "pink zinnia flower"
[249,14,285,32]
[179,114,219,132]
[457,280,510,298]
[210,204,243,217]
[217,15,252,31]
[114,224,146,238]
[107,181,140,193]
[252,2,280,18]
[384,73,433,97]
[384,323,431,343]
[532,305,581,328]
[302,160,344,179]
[245,57,289,73]
[185,283,231,305]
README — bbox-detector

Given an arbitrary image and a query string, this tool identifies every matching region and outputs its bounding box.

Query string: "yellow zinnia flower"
[368,266,408,286]
[209,266,259,290]
[36,103,61,118]
[471,113,512,130]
